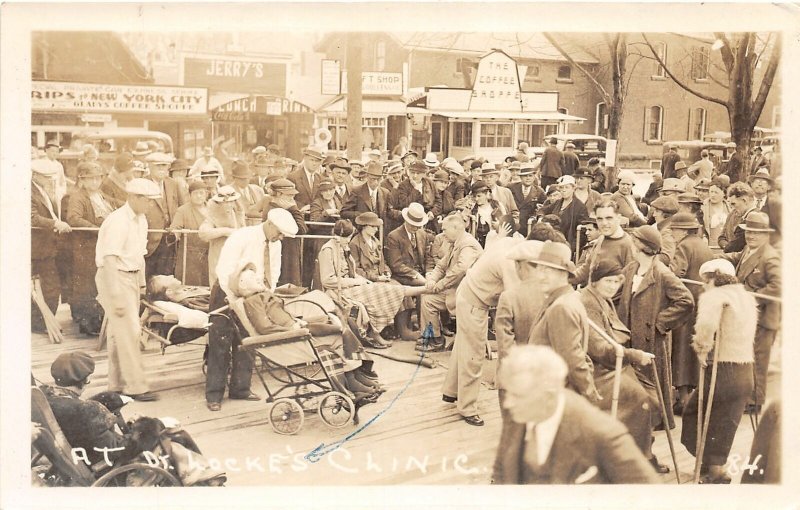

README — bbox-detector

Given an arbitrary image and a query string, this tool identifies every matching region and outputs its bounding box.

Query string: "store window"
[452,122,473,147]
[644,105,664,142]
[328,117,386,151]
[479,123,513,148]
[688,107,706,140]
[517,123,557,147]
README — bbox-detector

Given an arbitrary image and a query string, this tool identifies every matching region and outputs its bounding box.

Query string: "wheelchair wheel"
[91,463,181,487]
[269,398,304,435]
[318,391,355,429]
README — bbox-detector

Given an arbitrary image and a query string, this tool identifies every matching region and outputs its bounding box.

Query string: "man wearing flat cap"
[288,146,325,215]
[95,178,163,401]
[31,159,73,333]
[143,152,183,280]
[562,142,580,177]
[388,161,440,235]
[509,163,546,238]
[228,160,264,219]
[207,208,299,411]
[721,211,781,414]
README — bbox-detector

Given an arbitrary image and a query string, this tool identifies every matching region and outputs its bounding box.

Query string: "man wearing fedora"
[143,152,182,280]
[525,241,601,404]
[540,138,564,190]
[509,162,546,238]
[386,202,434,288]
[419,214,482,352]
[668,212,715,412]
[440,159,466,216]
[660,145,681,180]
[289,146,325,216]
[388,161,439,235]
[718,182,758,254]
[95,178,163,401]
[649,196,679,267]
[442,228,524,426]
[748,168,781,246]
[330,162,354,203]
[721,211,781,414]
[341,161,390,225]
[31,159,72,333]
[481,163,518,224]
[169,158,192,204]
[189,146,223,181]
[228,160,264,219]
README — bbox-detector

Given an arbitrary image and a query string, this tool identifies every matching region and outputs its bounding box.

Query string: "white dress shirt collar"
[525,392,566,466]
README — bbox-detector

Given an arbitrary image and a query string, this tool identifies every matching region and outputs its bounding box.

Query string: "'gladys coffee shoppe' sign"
[468,50,523,112]
[32,81,208,115]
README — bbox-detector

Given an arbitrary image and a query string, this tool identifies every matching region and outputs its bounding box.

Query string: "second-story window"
[652,42,667,78]
[557,65,573,82]
[691,46,709,81]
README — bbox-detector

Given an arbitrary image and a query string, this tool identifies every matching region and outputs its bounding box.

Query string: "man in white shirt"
[206,208,299,411]
[95,178,162,401]
[492,344,658,484]
[188,146,224,180]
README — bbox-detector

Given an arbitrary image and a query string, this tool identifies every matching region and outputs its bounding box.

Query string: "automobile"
[662,140,734,174]
[533,134,608,163]
[57,129,174,179]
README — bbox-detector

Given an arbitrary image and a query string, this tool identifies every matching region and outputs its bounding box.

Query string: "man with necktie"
[205,208,299,412]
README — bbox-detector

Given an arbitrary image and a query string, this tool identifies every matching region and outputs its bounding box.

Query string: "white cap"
[126,178,162,198]
[145,152,175,165]
[252,145,267,155]
[617,170,636,184]
[506,240,544,261]
[267,207,299,237]
[699,259,736,278]
[557,175,576,186]
[441,158,465,176]
[31,159,57,177]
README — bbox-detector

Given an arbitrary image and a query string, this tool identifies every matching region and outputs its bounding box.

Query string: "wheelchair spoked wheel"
[268,398,305,435]
[91,463,182,487]
[318,391,355,429]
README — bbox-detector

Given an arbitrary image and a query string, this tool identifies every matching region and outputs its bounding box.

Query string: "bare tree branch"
[750,35,781,127]
[713,32,735,71]
[543,32,610,102]
[641,33,727,107]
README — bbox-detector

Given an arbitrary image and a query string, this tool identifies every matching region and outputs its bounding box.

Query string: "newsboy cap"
[51,351,95,386]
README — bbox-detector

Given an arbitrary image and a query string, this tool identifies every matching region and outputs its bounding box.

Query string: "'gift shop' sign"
[468,50,523,112]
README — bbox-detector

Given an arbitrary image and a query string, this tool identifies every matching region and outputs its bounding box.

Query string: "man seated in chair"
[40,351,225,485]
[233,264,384,401]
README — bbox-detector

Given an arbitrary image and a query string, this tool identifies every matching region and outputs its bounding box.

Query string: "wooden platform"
[31,304,767,486]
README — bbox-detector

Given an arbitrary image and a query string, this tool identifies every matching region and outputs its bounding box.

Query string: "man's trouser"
[442,287,488,417]
[96,267,149,395]
[753,325,777,406]
[419,290,454,338]
[31,257,60,331]
[145,237,176,282]
[205,283,254,403]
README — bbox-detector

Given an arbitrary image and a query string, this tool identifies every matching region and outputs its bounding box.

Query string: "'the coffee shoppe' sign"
[468,50,523,112]
[32,81,208,115]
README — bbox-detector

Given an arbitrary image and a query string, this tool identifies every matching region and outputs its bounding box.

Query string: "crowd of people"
[31,136,781,484]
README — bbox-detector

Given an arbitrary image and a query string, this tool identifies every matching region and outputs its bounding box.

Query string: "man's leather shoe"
[126,392,159,402]
[463,415,484,426]
[207,401,221,412]
[442,394,457,403]
[648,455,670,474]
[230,392,261,401]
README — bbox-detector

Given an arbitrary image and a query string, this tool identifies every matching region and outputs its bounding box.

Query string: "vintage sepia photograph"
[2,3,798,509]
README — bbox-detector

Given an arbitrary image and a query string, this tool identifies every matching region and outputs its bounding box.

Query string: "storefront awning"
[318,95,408,116]
[406,107,585,123]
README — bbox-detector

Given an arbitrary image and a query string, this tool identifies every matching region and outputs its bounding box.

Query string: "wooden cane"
[693,362,706,483]
[651,357,681,483]
[96,314,108,351]
[586,318,638,420]
[695,329,722,484]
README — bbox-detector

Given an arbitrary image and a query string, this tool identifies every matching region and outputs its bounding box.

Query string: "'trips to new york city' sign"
[32,82,208,115]
[183,57,287,96]
[469,50,523,112]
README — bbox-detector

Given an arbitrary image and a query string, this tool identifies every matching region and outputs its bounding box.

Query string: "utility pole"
[345,33,363,162]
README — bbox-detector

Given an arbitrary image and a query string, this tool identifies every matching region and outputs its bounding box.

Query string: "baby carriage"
[227,290,361,435]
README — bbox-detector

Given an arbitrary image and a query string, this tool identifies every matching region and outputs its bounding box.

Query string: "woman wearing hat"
[668,212,715,414]
[318,220,427,349]
[469,180,506,248]
[198,186,245,287]
[610,170,648,228]
[350,212,391,284]
[170,182,210,286]
[701,179,731,251]
[617,225,694,429]
[539,175,589,254]
[66,162,115,335]
[680,260,758,483]
[573,167,603,214]
[199,167,221,196]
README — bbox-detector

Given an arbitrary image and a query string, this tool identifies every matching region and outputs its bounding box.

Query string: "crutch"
[31,277,63,344]
[586,318,637,420]
[693,303,727,483]
[651,355,681,483]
